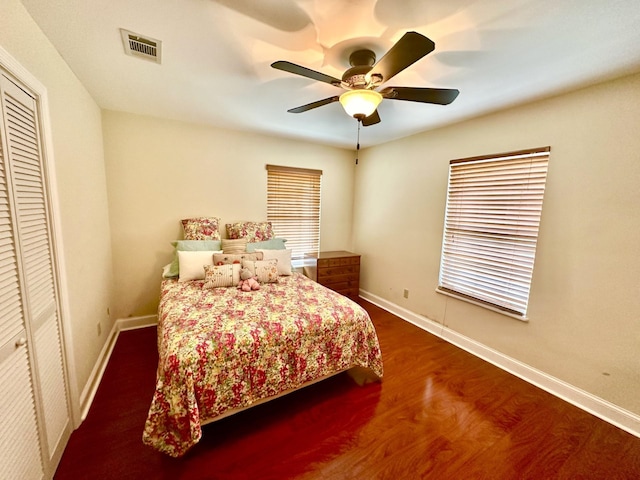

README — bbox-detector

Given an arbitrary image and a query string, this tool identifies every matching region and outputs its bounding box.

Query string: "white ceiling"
[20,0,640,149]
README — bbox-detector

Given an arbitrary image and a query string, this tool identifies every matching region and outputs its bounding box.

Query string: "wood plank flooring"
[54,300,640,479]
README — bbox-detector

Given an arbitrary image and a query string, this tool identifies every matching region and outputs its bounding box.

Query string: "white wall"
[1,0,115,414]
[102,110,357,319]
[353,72,640,415]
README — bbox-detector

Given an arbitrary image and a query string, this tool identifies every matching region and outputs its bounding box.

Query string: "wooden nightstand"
[313,251,360,300]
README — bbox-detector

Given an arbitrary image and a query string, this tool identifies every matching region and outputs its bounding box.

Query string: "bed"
[142,272,383,457]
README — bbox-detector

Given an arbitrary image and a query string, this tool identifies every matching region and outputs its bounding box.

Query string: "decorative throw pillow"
[225,221,274,242]
[256,248,292,275]
[178,250,219,281]
[246,238,287,252]
[221,238,248,254]
[242,259,279,284]
[181,217,221,240]
[212,251,263,266]
[165,240,223,277]
[203,263,241,289]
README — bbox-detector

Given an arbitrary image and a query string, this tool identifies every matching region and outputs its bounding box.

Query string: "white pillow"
[178,250,222,281]
[256,248,292,275]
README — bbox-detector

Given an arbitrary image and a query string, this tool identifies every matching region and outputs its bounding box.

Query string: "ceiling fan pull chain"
[355,119,361,165]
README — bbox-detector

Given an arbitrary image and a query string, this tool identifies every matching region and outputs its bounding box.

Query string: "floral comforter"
[142,273,383,457]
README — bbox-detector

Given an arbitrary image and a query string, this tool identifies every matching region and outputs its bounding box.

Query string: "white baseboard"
[78,315,158,420]
[78,324,119,420]
[359,289,640,439]
[79,300,640,439]
[117,314,158,331]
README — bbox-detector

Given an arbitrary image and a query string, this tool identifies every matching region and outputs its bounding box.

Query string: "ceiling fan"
[271,31,460,126]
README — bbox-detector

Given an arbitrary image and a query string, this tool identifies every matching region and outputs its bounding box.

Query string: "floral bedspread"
[142,273,383,457]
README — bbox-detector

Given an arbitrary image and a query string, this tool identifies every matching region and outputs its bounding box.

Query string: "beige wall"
[353,72,640,414]
[1,0,115,409]
[5,0,639,429]
[102,110,356,319]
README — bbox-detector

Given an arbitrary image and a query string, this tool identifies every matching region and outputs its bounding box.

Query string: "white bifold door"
[0,70,71,479]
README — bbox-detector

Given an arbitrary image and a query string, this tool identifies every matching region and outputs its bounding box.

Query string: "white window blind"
[267,164,321,260]
[438,147,550,318]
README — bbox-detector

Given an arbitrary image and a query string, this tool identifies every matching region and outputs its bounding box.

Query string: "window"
[266,164,322,260]
[437,147,550,319]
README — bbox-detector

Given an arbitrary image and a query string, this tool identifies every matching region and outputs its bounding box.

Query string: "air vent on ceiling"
[120,29,162,64]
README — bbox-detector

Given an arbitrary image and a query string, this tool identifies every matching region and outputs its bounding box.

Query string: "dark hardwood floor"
[54,300,640,479]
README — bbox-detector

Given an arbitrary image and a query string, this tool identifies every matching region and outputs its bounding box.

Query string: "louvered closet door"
[0,77,44,479]
[0,72,70,477]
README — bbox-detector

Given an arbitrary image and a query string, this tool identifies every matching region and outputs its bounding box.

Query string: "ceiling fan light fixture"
[339,89,382,119]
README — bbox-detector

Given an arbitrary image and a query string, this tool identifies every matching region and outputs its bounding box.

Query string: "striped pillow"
[221,238,248,254]
[203,263,241,289]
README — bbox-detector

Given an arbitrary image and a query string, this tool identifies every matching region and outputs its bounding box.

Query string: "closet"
[0,69,71,478]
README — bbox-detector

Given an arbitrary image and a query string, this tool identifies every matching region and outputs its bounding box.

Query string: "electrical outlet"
[403,289,409,299]
[97,322,102,336]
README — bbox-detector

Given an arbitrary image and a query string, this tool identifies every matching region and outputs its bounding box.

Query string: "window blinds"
[266,165,322,260]
[438,147,550,317]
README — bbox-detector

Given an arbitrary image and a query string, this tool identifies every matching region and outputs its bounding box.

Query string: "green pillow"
[245,238,287,252]
[165,240,222,277]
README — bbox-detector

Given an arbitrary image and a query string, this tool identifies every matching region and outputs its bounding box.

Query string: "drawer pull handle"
[15,337,27,347]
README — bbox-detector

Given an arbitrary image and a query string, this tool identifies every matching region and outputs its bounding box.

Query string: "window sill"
[435,287,529,322]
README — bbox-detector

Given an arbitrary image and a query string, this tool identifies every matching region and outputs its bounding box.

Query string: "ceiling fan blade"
[367,32,435,83]
[287,96,340,113]
[271,61,342,86]
[381,87,460,105]
[362,110,381,126]
[212,0,311,32]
